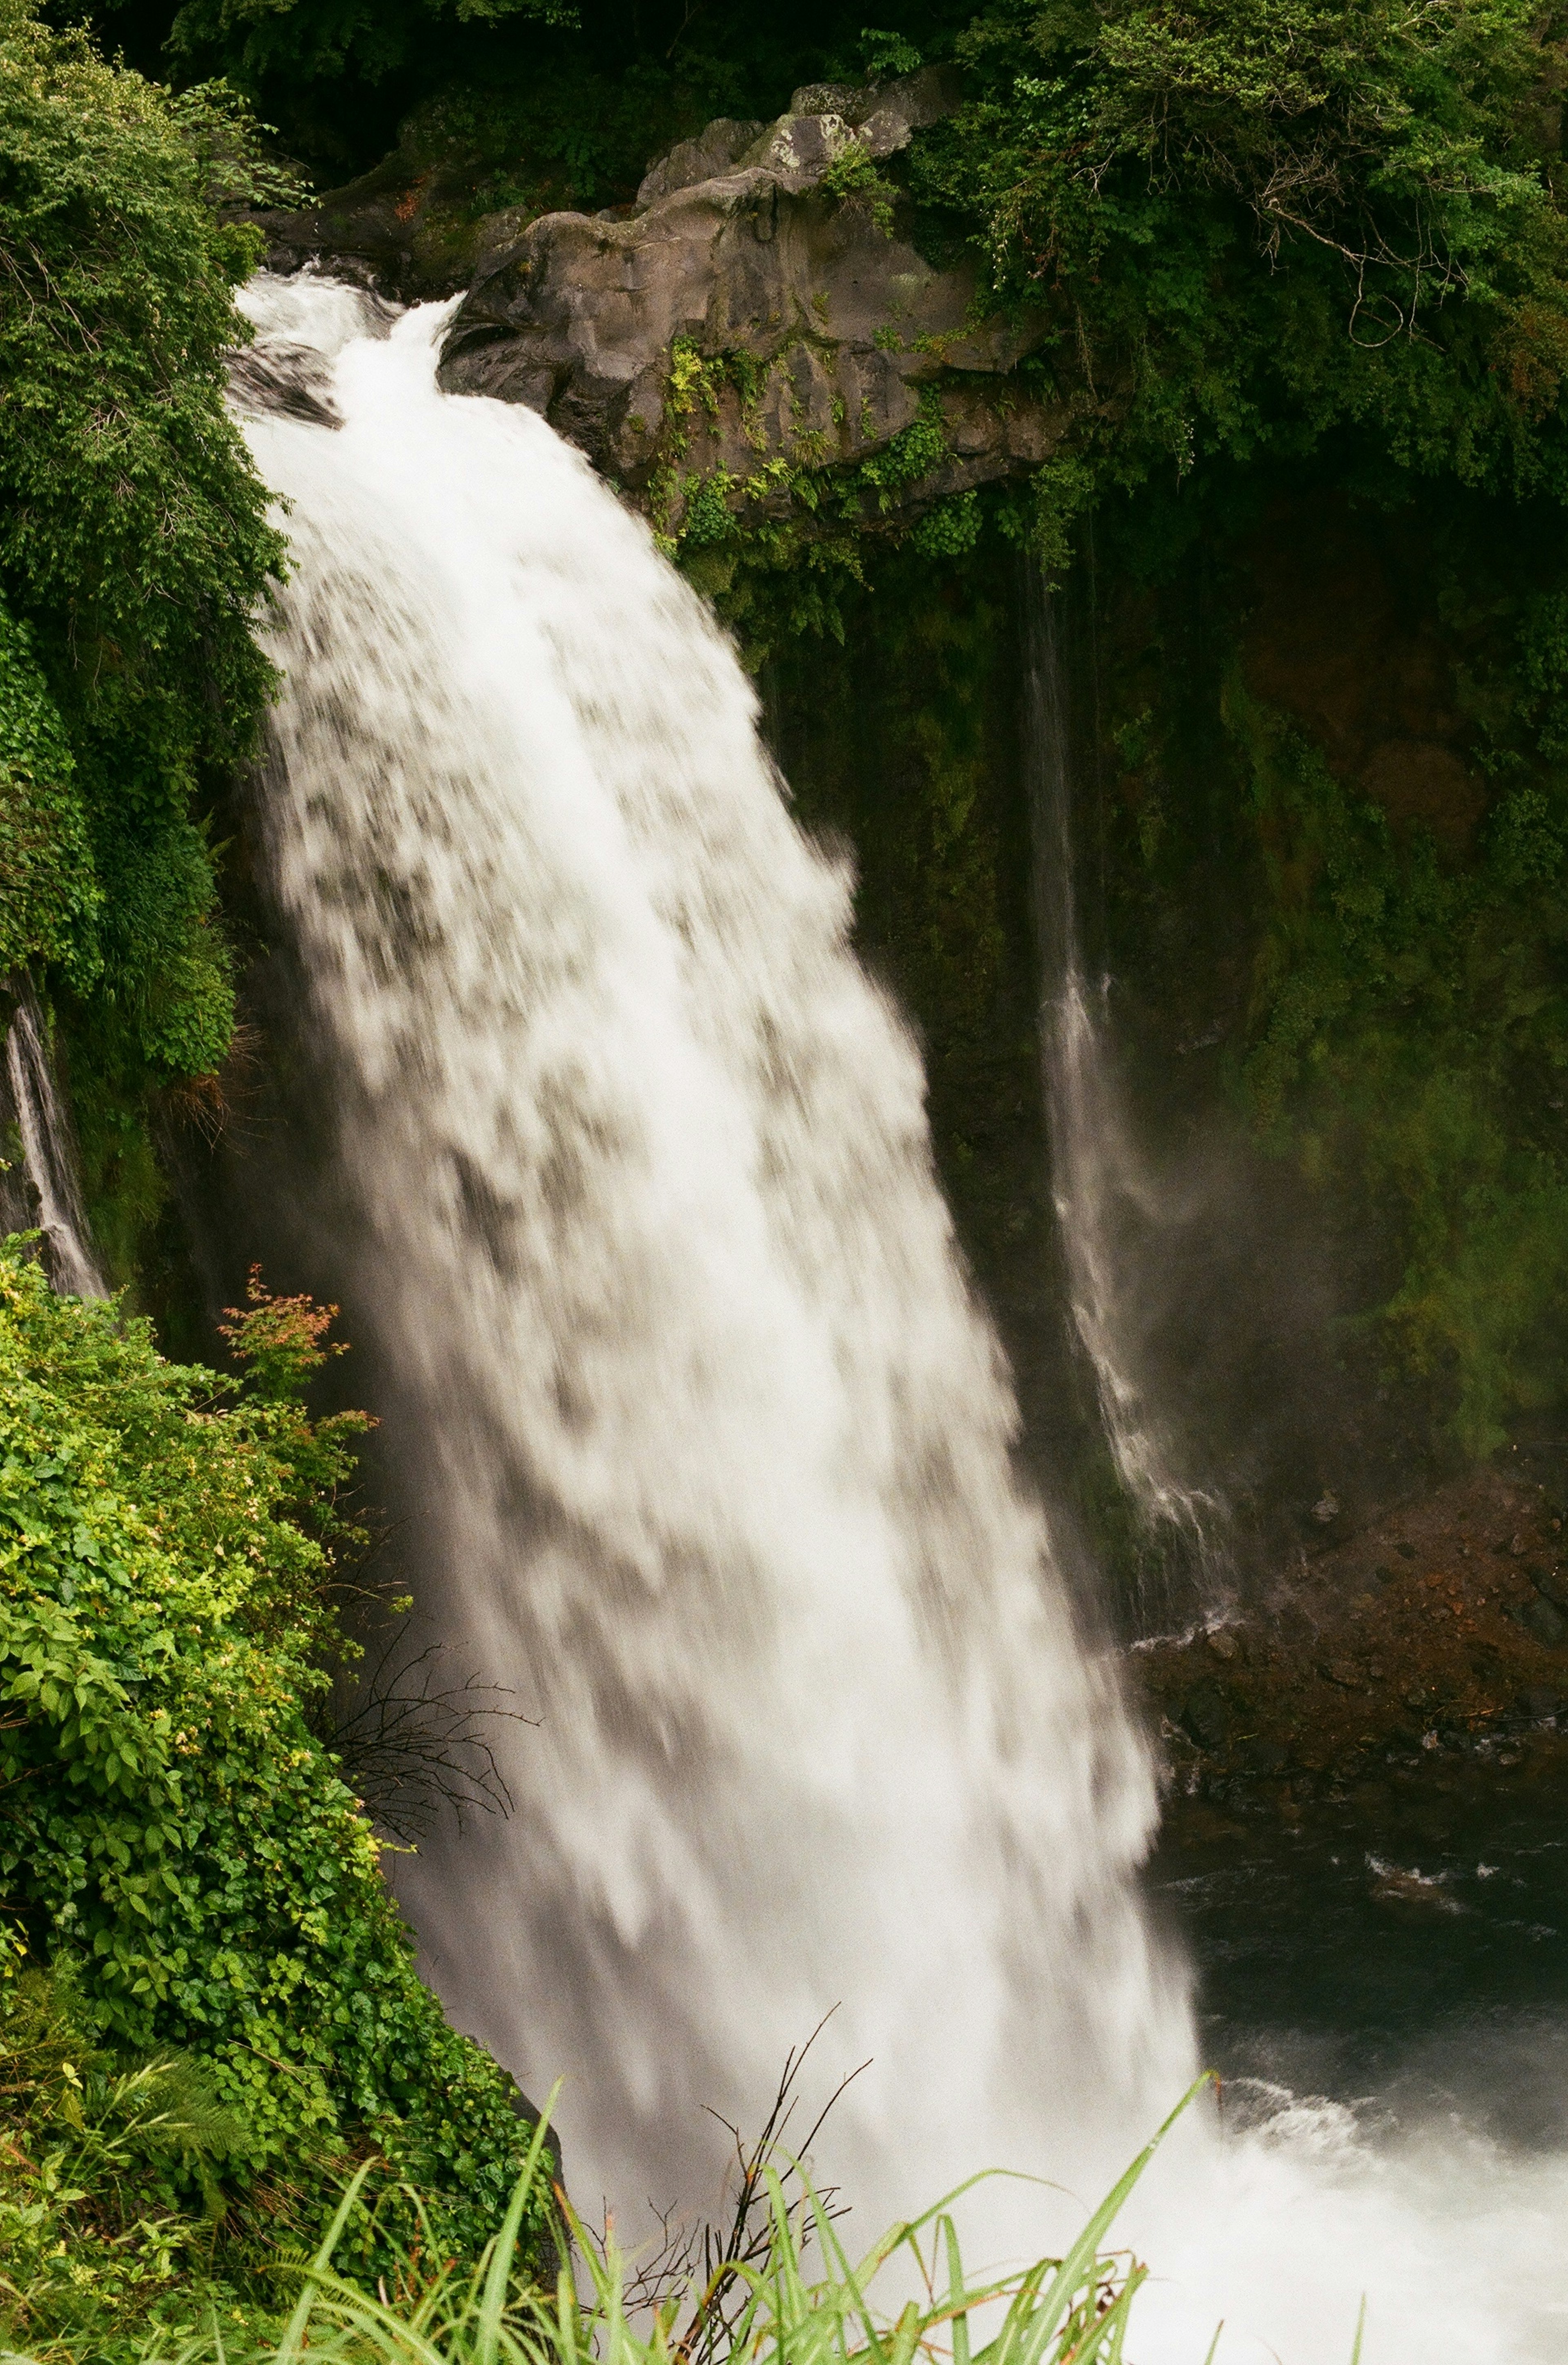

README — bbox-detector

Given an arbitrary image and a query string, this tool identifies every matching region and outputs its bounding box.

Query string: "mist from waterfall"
[231,274,1568,2364]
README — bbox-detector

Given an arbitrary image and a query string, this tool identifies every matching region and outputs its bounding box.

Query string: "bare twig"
[330,1629,537,1844]
[624,2016,870,2361]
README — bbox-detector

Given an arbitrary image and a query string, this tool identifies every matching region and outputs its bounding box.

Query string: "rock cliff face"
[250,71,1066,525]
[254,73,1040,527]
[429,72,1064,523]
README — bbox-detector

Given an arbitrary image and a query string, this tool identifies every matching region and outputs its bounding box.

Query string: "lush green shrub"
[0,1943,272,2360]
[1220,678,1568,1452]
[0,603,102,989]
[0,1247,549,2356]
[0,2,299,1280]
[918,0,1568,531]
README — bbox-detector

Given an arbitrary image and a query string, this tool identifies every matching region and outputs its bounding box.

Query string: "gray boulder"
[786,65,963,139]
[637,120,765,207]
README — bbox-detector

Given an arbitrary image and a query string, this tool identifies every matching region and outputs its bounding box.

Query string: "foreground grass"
[16,2088,1211,2365]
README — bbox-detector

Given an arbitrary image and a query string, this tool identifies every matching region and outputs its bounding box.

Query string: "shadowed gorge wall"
[1099,474,1568,1481]
[751,472,1568,1616]
[763,553,1090,1493]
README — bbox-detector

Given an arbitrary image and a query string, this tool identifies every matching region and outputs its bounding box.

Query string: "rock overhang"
[435,71,1062,526]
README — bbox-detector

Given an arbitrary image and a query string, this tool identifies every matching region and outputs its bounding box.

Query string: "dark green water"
[1152,1733,1568,2151]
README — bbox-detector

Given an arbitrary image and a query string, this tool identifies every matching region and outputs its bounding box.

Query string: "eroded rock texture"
[435,71,1063,518]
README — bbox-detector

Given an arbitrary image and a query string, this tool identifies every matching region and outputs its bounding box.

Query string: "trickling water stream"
[3,994,104,1299]
[1025,583,1228,1628]
[231,275,1568,2361]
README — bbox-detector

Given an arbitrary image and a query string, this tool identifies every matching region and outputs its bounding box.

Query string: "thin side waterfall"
[4,994,105,1298]
[1024,581,1228,1626]
[231,276,1568,2363]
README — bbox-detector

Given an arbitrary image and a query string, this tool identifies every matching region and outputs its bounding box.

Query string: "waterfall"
[232,273,1190,2224]
[231,274,1568,2362]
[1025,581,1228,1625]
[3,993,105,1299]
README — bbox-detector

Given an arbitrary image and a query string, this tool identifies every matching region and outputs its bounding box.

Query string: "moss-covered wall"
[757,477,1568,1608]
[1096,475,1568,1472]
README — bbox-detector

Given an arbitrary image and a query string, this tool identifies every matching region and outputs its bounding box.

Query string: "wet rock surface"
[245,140,502,303]
[635,119,765,207]
[245,71,1066,522]
[1136,1461,1568,1815]
[1147,1468,1568,2125]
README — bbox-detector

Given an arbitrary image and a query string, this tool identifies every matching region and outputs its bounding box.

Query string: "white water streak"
[236,275,1189,2225]
[5,996,105,1298]
[1025,586,1227,1586]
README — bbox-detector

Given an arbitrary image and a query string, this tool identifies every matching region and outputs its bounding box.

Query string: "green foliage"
[167,0,578,93]
[908,488,982,555]
[821,140,898,236]
[0,605,102,989]
[162,78,312,211]
[657,383,968,655]
[0,1248,550,2350]
[0,5,283,935]
[858,25,924,76]
[109,2082,1210,2365]
[1488,782,1567,882]
[857,388,950,503]
[1512,588,1568,762]
[1224,678,1568,1453]
[0,1942,274,2361]
[153,0,927,186]
[918,0,1568,506]
[0,1,295,1281]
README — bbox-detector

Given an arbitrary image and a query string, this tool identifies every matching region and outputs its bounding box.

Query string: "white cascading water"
[5,995,105,1298]
[233,276,1568,2361]
[1024,586,1226,1619]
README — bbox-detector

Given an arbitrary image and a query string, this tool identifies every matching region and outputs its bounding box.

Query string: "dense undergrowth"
[0,1246,549,2360]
